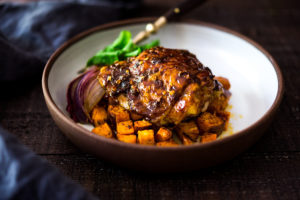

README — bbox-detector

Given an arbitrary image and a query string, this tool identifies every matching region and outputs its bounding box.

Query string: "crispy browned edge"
[42,17,284,151]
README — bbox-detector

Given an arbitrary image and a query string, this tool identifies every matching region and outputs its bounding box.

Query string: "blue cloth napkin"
[0,0,140,199]
[0,127,97,200]
[0,0,140,82]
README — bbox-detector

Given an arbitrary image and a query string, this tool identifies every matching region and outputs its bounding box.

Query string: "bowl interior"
[47,22,279,137]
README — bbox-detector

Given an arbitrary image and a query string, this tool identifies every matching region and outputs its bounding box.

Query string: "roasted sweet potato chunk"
[117,134,136,144]
[92,123,113,138]
[134,120,152,132]
[176,130,194,145]
[108,104,130,122]
[116,111,130,123]
[201,134,217,143]
[91,106,107,126]
[197,112,224,134]
[137,130,155,145]
[182,135,193,145]
[208,93,229,113]
[177,121,199,141]
[108,104,122,118]
[155,127,172,142]
[156,140,178,147]
[117,120,134,135]
[215,76,230,90]
[217,111,230,129]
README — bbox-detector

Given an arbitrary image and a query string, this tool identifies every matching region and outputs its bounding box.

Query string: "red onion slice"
[66,66,104,123]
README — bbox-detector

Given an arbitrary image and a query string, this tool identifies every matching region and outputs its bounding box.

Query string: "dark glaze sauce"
[98,47,224,125]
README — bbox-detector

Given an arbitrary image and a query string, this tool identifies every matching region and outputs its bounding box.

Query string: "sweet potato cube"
[215,76,231,90]
[117,120,134,135]
[116,111,130,123]
[208,94,229,113]
[117,134,136,144]
[217,111,230,129]
[155,127,172,142]
[182,135,193,145]
[197,112,224,134]
[91,106,107,126]
[137,130,155,145]
[108,104,130,123]
[107,105,127,119]
[108,104,122,118]
[176,130,193,145]
[134,120,152,132]
[156,140,178,147]
[177,121,199,141]
[130,112,143,121]
[92,123,113,138]
[201,134,217,143]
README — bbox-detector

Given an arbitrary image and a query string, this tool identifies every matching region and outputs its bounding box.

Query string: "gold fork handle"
[133,0,207,44]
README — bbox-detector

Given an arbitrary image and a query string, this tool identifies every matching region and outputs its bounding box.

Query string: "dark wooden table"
[1,0,300,199]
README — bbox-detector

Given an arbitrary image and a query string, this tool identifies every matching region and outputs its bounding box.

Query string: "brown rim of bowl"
[42,17,284,152]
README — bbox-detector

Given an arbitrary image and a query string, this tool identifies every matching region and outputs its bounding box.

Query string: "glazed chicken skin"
[98,47,230,126]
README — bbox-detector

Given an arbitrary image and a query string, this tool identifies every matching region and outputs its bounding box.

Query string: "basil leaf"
[86,30,159,67]
[140,40,160,51]
[110,30,132,50]
[87,51,119,66]
[124,48,142,57]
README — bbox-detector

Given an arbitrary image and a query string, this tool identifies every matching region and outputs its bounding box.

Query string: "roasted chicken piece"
[98,47,230,126]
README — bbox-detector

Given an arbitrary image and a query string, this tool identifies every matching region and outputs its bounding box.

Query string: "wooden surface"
[1,0,300,199]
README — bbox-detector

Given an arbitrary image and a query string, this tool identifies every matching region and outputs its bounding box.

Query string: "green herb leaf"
[87,51,119,66]
[140,39,160,51]
[110,30,132,50]
[86,30,159,67]
[124,48,142,57]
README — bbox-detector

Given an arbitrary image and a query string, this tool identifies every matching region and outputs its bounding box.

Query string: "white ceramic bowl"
[42,18,283,172]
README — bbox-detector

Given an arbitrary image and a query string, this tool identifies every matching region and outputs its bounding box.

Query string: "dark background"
[0,0,300,199]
